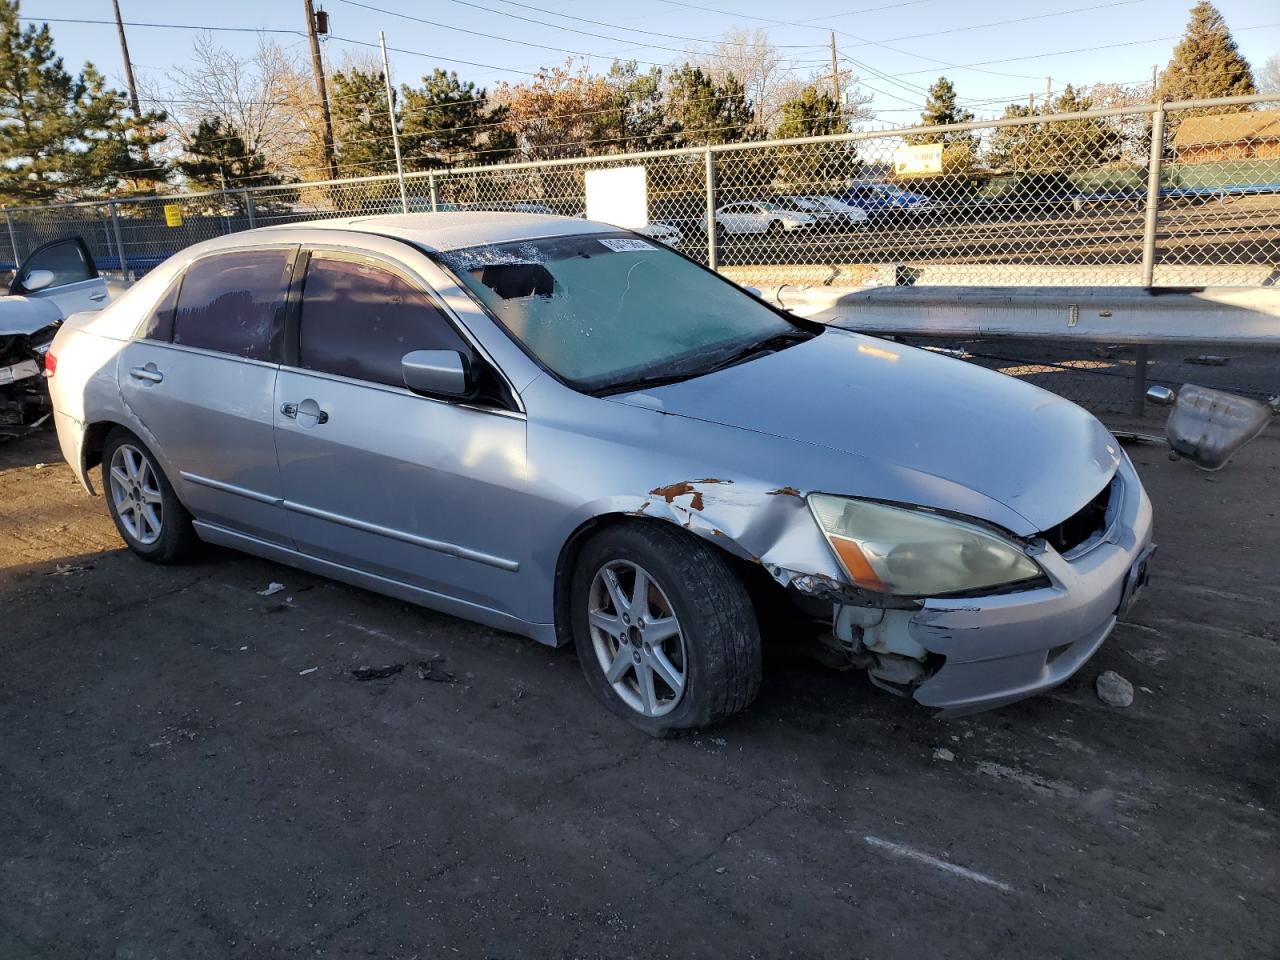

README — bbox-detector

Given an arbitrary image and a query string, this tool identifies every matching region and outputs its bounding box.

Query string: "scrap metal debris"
[257,582,285,597]
[1096,670,1134,707]
[1184,355,1231,366]
[351,663,404,681]
[416,657,457,683]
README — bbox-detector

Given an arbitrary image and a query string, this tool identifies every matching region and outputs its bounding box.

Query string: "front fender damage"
[639,476,935,697]
[639,476,871,600]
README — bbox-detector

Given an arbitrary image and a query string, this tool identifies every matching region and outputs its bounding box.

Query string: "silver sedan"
[46,212,1153,734]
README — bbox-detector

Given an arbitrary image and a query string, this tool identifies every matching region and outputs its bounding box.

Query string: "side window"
[298,254,473,388]
[17,238,95,290]
[136,276,180,342]
[172,249,291,360]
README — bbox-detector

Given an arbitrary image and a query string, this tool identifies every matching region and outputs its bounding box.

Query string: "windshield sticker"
[598,238,656,253]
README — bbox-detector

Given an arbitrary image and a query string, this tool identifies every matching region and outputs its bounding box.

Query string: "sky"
[25,0,1280,125]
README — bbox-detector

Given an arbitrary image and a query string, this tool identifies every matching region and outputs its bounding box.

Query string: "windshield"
[756,202,787,213]
[438,232,803,392]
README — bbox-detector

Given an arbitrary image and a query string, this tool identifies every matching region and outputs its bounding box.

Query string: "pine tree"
[330,67,399,177]
[0,2,167,204]
[907,76,977,172]
[400,69,512,168]
[176,117,292,213]
[774,86,856,187]
[665,64,754,146]
[1157,1,1256,104]
[603,61,674,153]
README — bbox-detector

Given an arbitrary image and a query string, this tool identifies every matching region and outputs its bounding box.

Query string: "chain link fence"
[2,93,1277,419]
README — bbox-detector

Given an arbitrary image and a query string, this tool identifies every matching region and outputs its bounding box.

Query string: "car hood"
[0,295,64,336]
[611,329,1120,533]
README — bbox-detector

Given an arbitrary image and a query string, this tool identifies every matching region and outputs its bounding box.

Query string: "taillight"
[43,351,57,376]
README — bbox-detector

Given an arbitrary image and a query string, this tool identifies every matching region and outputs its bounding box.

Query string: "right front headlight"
[808,494,1044,598]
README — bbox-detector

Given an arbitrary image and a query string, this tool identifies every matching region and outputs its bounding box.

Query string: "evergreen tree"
[401,69,512,168]
[604,61,674,152]
[1157,1,1256,104]
[0,2,167,204]
[773,86,857,187]
[330,67,399,177]
[907,76,977,171]
[665,64,754,146]
[774,85,845,139]
[176,116,293,213]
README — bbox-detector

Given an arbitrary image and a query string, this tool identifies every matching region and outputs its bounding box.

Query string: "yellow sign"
[163,204,184,227]
[893,143,943,177]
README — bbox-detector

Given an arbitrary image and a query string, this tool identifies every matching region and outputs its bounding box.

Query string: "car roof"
[253,211,614,253]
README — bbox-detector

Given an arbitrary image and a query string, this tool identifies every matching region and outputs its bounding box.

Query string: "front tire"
[570,522,762,736]
[102,428,196,563]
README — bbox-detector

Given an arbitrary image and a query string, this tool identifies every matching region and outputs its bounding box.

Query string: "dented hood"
[0,295,63,336]
[615,329,1120,532]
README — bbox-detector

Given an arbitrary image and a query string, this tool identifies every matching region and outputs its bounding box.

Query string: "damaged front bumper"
[832,456,1154,716]
[0,326,57,436]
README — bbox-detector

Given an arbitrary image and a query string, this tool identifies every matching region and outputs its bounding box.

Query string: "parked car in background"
[1,236,109,436]
[638,220,682,249]
[843,183,934,220]
[780,195,870,229]
[46,211,1153,735]
[715,201,817,235]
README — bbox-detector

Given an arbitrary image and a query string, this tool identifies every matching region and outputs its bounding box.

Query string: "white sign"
[598,238,656,253]
[893,143,943,176]
[585,166,649,228]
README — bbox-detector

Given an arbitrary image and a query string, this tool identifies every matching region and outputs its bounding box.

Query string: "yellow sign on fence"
[163,204,184,227]
[893,143,943,177]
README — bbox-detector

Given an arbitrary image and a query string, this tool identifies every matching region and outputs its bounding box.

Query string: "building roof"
[1172,109,1280,149]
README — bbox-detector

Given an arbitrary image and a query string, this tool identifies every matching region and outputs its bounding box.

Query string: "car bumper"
[907,456,1154,716]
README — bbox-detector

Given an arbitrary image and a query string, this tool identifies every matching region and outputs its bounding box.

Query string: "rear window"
[172,249,291,360]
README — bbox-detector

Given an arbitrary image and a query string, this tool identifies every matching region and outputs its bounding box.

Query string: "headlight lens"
[808,494,1043,597]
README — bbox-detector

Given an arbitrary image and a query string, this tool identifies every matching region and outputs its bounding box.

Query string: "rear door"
[117,246,297,543]
[10,237,108,315]
[273,248,528,618]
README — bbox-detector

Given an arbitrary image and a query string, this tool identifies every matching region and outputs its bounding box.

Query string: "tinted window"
[137,276,180,342]
[298,255,471,388]
[20,239,94,289]
[173,250,290,360]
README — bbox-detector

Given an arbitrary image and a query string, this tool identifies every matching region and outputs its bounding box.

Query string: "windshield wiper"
[591,370,709,397]
[704,331,812,374]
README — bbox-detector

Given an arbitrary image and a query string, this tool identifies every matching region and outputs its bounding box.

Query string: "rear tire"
[570,522,762,736]
[102,428,196,563]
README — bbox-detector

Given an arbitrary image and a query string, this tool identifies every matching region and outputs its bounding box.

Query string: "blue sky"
[27,0,1280,123]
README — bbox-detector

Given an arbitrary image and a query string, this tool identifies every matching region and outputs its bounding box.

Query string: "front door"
[273,249,529,620]
[11,237,109,315]
[118,247,296,543]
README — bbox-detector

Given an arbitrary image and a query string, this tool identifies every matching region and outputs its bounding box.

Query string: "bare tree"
[1260,54,1280,92]
[695,29,788,129]
[143,34,328,182]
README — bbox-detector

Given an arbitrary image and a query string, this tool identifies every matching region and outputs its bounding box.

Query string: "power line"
[25,17,303,36]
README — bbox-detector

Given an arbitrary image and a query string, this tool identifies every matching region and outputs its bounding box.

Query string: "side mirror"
[23,269,55,293]
[401,350,469,398]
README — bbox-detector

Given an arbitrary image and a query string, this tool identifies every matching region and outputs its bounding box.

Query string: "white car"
[715,202,816,236]
[782,195,869,229]
[638,221,682,249]
[1,237,110,435]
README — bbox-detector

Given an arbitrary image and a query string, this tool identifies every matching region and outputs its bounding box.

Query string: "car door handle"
[89,292,107,302]
[129,365,163,383]
[282,400,329,425]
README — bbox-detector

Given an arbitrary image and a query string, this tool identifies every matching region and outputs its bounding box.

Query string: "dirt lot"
[1,427,1276,959]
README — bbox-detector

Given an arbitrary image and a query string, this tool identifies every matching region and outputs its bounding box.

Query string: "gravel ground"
[1,427,1276,959]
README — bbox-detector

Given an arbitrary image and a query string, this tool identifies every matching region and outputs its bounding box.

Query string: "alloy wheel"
[108,443,163,546]
[587,560,687,717]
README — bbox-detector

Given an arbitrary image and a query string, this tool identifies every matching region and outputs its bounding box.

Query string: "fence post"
[429,172,439,213]
[244,189,257,229]
[4,207,21,266]
[704,148,718,270]
[1140,103,1166,288]
[109,201,128,279]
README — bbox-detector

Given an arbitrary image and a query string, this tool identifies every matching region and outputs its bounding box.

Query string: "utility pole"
[1043,76,1052,115]
[1151,63,1159,96]
[304,0,339,181]
[379,31,409,214]
[830,32,841,116]
[110,0,141,116]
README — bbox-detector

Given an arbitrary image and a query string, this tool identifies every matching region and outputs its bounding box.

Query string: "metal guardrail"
[785,285,1280,417]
